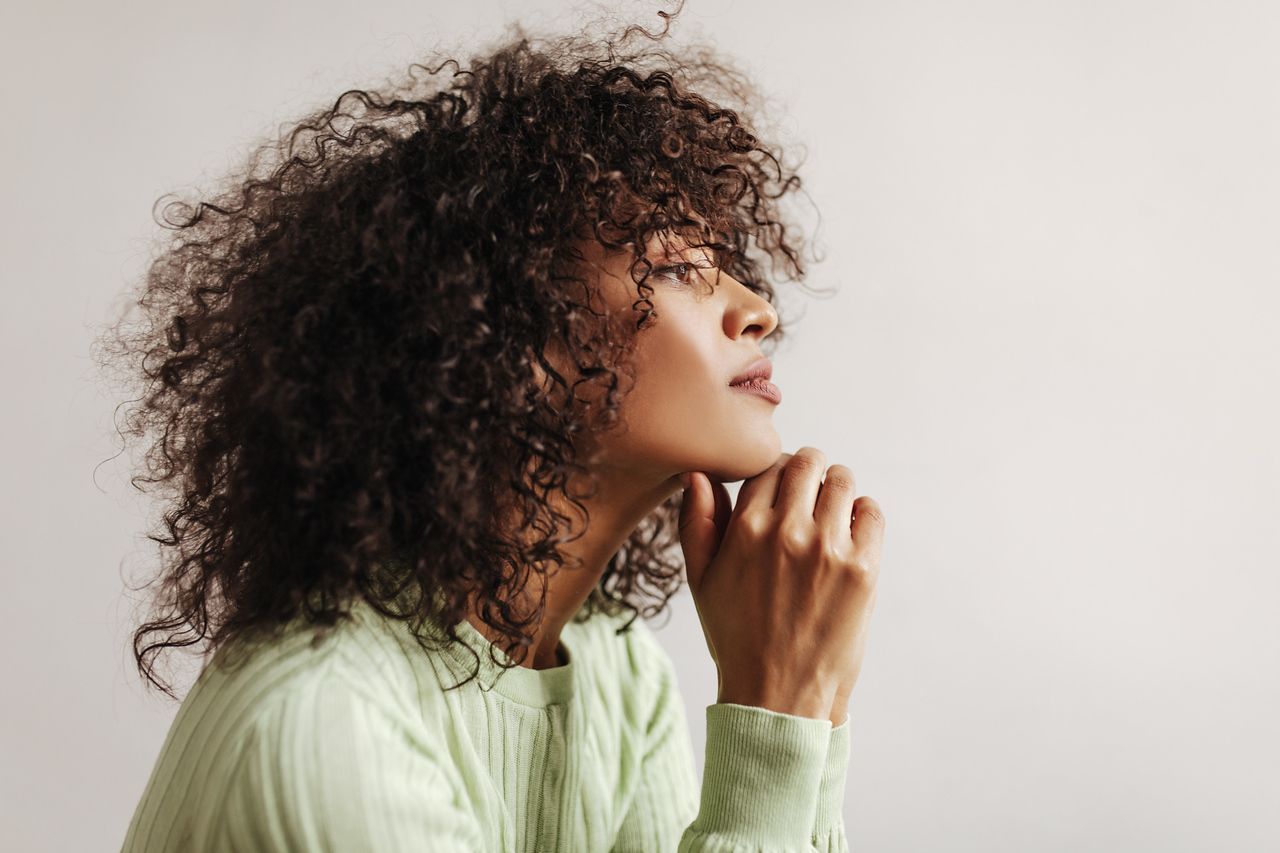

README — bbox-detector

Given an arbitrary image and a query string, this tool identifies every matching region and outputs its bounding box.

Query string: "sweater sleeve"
[211,674,487,852]
[611,626,850,852]
[813,714,852,852]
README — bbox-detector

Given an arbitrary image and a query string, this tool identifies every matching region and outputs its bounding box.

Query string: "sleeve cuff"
[813,713,851,837]
[690,702,831,848]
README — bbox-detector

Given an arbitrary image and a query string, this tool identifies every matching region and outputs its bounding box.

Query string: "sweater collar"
[439,614,577,707]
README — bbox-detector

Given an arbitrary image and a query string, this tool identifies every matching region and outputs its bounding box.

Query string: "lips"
[729,356,781,404]
[729,356,773,386]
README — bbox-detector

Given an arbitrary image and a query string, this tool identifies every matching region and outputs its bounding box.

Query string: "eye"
[652,262,694,284]
[651,260,715,286]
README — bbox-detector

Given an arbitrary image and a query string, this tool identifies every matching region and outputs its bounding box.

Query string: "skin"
[465,230,846,725]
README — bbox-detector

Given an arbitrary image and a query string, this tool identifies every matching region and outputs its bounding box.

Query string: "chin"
[706,427,782,484]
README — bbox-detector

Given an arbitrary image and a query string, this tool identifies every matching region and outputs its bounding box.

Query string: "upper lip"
[729,356,773,386]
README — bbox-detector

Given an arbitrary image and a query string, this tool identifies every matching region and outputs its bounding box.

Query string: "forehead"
[576,226,713,269]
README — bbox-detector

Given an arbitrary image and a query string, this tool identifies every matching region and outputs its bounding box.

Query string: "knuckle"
[790,446,827,471]
[734,511,769,541]
[854,497,885,526]
[786,456,820,479]
[845,556,878,585]
[819,537,850,566]
[774,521,816,557]
[823,465,855,492]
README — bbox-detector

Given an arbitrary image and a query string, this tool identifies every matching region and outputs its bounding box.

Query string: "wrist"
[719,684,834,722]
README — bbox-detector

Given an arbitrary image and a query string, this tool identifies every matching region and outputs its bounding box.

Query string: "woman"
[105,5,885,851]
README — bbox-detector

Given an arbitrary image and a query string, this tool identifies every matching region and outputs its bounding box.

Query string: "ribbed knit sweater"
[121,596,852,852]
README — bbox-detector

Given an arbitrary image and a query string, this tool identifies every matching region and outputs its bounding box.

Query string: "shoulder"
[188,600,423,721]
[155,598,459,793]
[123,603,462,851]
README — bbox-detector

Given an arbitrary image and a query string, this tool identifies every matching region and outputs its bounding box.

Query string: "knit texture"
[121,596,852,851]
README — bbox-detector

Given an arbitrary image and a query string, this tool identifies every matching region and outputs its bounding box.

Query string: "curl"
[93,3,816,698]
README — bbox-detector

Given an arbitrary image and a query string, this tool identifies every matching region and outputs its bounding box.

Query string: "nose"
[724,275,778,341]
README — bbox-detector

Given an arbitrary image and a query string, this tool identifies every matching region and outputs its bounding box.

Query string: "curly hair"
[95,1,818,698]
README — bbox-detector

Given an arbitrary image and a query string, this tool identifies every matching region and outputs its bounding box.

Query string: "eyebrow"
[649,234,716,263]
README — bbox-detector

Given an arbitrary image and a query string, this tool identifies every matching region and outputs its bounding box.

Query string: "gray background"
[3,1,1277,850]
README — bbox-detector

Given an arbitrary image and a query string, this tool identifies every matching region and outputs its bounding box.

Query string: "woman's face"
[574,231,783,486]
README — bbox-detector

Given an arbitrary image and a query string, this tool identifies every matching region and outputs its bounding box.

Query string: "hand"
[830,584,878,725]
[678,448,885,722]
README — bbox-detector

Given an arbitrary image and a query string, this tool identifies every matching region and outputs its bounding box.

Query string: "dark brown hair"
[95,2,817,697]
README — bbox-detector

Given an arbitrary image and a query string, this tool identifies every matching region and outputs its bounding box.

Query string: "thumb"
[678,471,729,594]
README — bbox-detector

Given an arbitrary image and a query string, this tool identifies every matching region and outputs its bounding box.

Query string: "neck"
[465,463,685,669]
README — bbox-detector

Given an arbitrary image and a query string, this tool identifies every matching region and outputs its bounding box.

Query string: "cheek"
[644,301,716,362]
[591,301,780,474]
[631,322,720,403]
[609,330,732,445]
[594,326,708,433]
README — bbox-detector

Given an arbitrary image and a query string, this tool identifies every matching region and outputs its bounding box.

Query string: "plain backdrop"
[3,1,1278,850]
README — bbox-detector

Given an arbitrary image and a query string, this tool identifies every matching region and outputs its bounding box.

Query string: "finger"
[678,472,719,593]
[710,475,733,539]
[850,496,885,567]
[814,464,857,541]
[678,471,715,532]
[774,447,827,520]
[734,452,792,513]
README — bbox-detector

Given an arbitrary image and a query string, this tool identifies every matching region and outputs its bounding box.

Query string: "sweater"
[121,595,852,852]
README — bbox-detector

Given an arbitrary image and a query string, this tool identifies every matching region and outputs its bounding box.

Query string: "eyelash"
[651,261,713,285]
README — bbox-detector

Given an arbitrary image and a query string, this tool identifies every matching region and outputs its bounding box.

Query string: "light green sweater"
[122,596,851,851]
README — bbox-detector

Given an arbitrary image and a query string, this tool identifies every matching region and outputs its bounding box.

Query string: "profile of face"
[570,231,783,488]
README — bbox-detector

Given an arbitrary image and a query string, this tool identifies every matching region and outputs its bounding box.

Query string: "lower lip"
[729,378,782,405]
